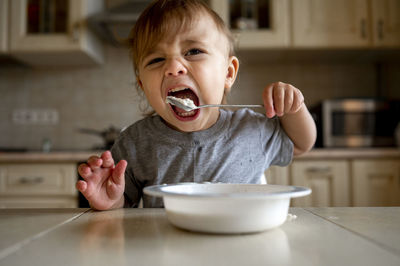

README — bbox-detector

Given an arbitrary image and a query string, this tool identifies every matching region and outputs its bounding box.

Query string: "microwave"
[313,99,400,148]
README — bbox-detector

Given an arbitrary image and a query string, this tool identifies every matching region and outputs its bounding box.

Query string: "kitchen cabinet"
[9,0,104,66]
[370,0,400,47]
[290,160,351,207]
[265,165,289,185]
[265,151,400,207]
[353,159,400,206]
[209,0,290,48]
[291,0,400,48]
[291,0,370,47]
[0,163,78,208]
[0,150,398,208]
[0,0,8,53]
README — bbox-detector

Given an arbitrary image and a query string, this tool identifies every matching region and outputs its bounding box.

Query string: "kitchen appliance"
[88,0,151,45]
[78,126,121,150]
[144,183,311,234]
[312,98,400,148]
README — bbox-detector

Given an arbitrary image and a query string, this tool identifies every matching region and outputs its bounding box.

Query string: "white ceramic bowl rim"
[144,183,311,199]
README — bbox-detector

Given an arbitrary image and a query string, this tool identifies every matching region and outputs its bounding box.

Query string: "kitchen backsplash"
[0,45,399,151]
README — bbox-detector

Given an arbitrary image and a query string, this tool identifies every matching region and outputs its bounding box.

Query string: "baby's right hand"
[76,151,127,210]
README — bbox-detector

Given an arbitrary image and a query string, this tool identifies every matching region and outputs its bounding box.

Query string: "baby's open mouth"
[167,87,199,117]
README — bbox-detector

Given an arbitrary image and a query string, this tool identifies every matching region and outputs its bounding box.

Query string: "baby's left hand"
[262,82,304,118]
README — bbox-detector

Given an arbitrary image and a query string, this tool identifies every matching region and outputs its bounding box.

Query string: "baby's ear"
[136,77,144,90]
[225,56,239,90]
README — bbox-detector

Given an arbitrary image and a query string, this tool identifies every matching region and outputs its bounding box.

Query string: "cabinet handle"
[19,177,44,185]
[378,19,384,40]
[360,19,367,39]
[72,23,80,42]
[306,167,331,174]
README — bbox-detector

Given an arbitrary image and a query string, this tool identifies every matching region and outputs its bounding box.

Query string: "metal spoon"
[166,96,264,112]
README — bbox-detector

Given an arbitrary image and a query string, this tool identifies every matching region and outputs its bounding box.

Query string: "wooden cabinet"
[9,0,104,66]
[265,165,289,186]
[210,0,400,49]
[0,163,78,208]
[352,159,400,206]
[291,0,370,47]
[209,0,290,48]
[370,0,400,47]
[290,160,351,207]
[0,0,8,53]
[291,0,400,48]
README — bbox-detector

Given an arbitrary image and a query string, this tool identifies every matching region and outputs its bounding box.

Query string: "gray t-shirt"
[111,108,293,208]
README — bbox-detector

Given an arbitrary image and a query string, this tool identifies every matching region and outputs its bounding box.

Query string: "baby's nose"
[165,59,187,76]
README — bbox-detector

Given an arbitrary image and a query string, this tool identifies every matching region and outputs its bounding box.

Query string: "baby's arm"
[76,151,127,210]
[262,82,317,156]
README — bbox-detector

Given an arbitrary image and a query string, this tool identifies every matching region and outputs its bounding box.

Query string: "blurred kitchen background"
[0,0,399,208]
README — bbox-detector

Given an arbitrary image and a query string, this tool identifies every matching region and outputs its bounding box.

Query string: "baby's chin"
[160,108,220,132]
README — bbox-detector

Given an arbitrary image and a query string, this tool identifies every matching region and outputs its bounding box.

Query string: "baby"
[76,0,316,210]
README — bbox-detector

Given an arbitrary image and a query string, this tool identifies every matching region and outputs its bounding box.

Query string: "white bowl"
[144,183,311,234]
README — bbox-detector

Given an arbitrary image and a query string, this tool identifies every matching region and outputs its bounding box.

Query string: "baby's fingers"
[284,88,294,114]
[76,180,87,193]
[263,84,276,118]
[87,155,102,169]
[273,84,285,116]
[111,160,127,186]
[76,180,97,203]
[78,163,92,179]
[105,160,127,200]
[290,88,304,114]
[101,150,114,168]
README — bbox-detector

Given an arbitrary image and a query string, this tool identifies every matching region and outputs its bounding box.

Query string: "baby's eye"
[147,57,164,66]
[185,49,203,56]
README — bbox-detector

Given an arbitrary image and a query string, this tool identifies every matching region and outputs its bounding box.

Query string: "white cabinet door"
[265,166,289,185]
[9,0,104,66]
[0,163,78,208]
[291,160,350,207]
[210,0,290,48]
[371,0,400,47]
[291,0,370,47]
[353,159,400,206]
[0,0,8,53]
[0,163,77,196]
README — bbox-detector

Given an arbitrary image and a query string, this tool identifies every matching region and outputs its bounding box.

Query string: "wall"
[229,60,377,107]
[0,45,398,151]
[0,47,141,151]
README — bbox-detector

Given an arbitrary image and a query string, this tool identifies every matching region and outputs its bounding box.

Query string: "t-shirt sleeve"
[258,116,294,168]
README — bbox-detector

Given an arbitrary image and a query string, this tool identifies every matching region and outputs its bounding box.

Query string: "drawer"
[291,160,350,207]
[0,163,77,196]
[0,196,78,208]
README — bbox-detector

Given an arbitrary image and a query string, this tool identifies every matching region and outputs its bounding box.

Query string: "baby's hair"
[128,0,235,77]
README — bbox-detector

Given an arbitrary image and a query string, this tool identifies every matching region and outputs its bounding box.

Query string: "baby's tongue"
[173,89,195,100]
[171,90,197,113]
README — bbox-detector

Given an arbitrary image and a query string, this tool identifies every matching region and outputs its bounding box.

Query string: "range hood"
[88,0,151,45]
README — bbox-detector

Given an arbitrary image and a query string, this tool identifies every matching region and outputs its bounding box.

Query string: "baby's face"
[137,14,238,132]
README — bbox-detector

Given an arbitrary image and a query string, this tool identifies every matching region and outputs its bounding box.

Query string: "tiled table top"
[0,207,399,266]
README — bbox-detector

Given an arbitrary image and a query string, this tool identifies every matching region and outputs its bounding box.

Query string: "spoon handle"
[198,104,264,109]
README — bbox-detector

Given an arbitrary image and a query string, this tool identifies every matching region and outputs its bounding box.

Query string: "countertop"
[0,207,399,266]
[0,151,104,163]
[296,147,400,159]
[0,148,399,163]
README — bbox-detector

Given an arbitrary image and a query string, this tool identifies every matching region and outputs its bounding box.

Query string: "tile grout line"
[303,208,400,258]
[0,209,91,261]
